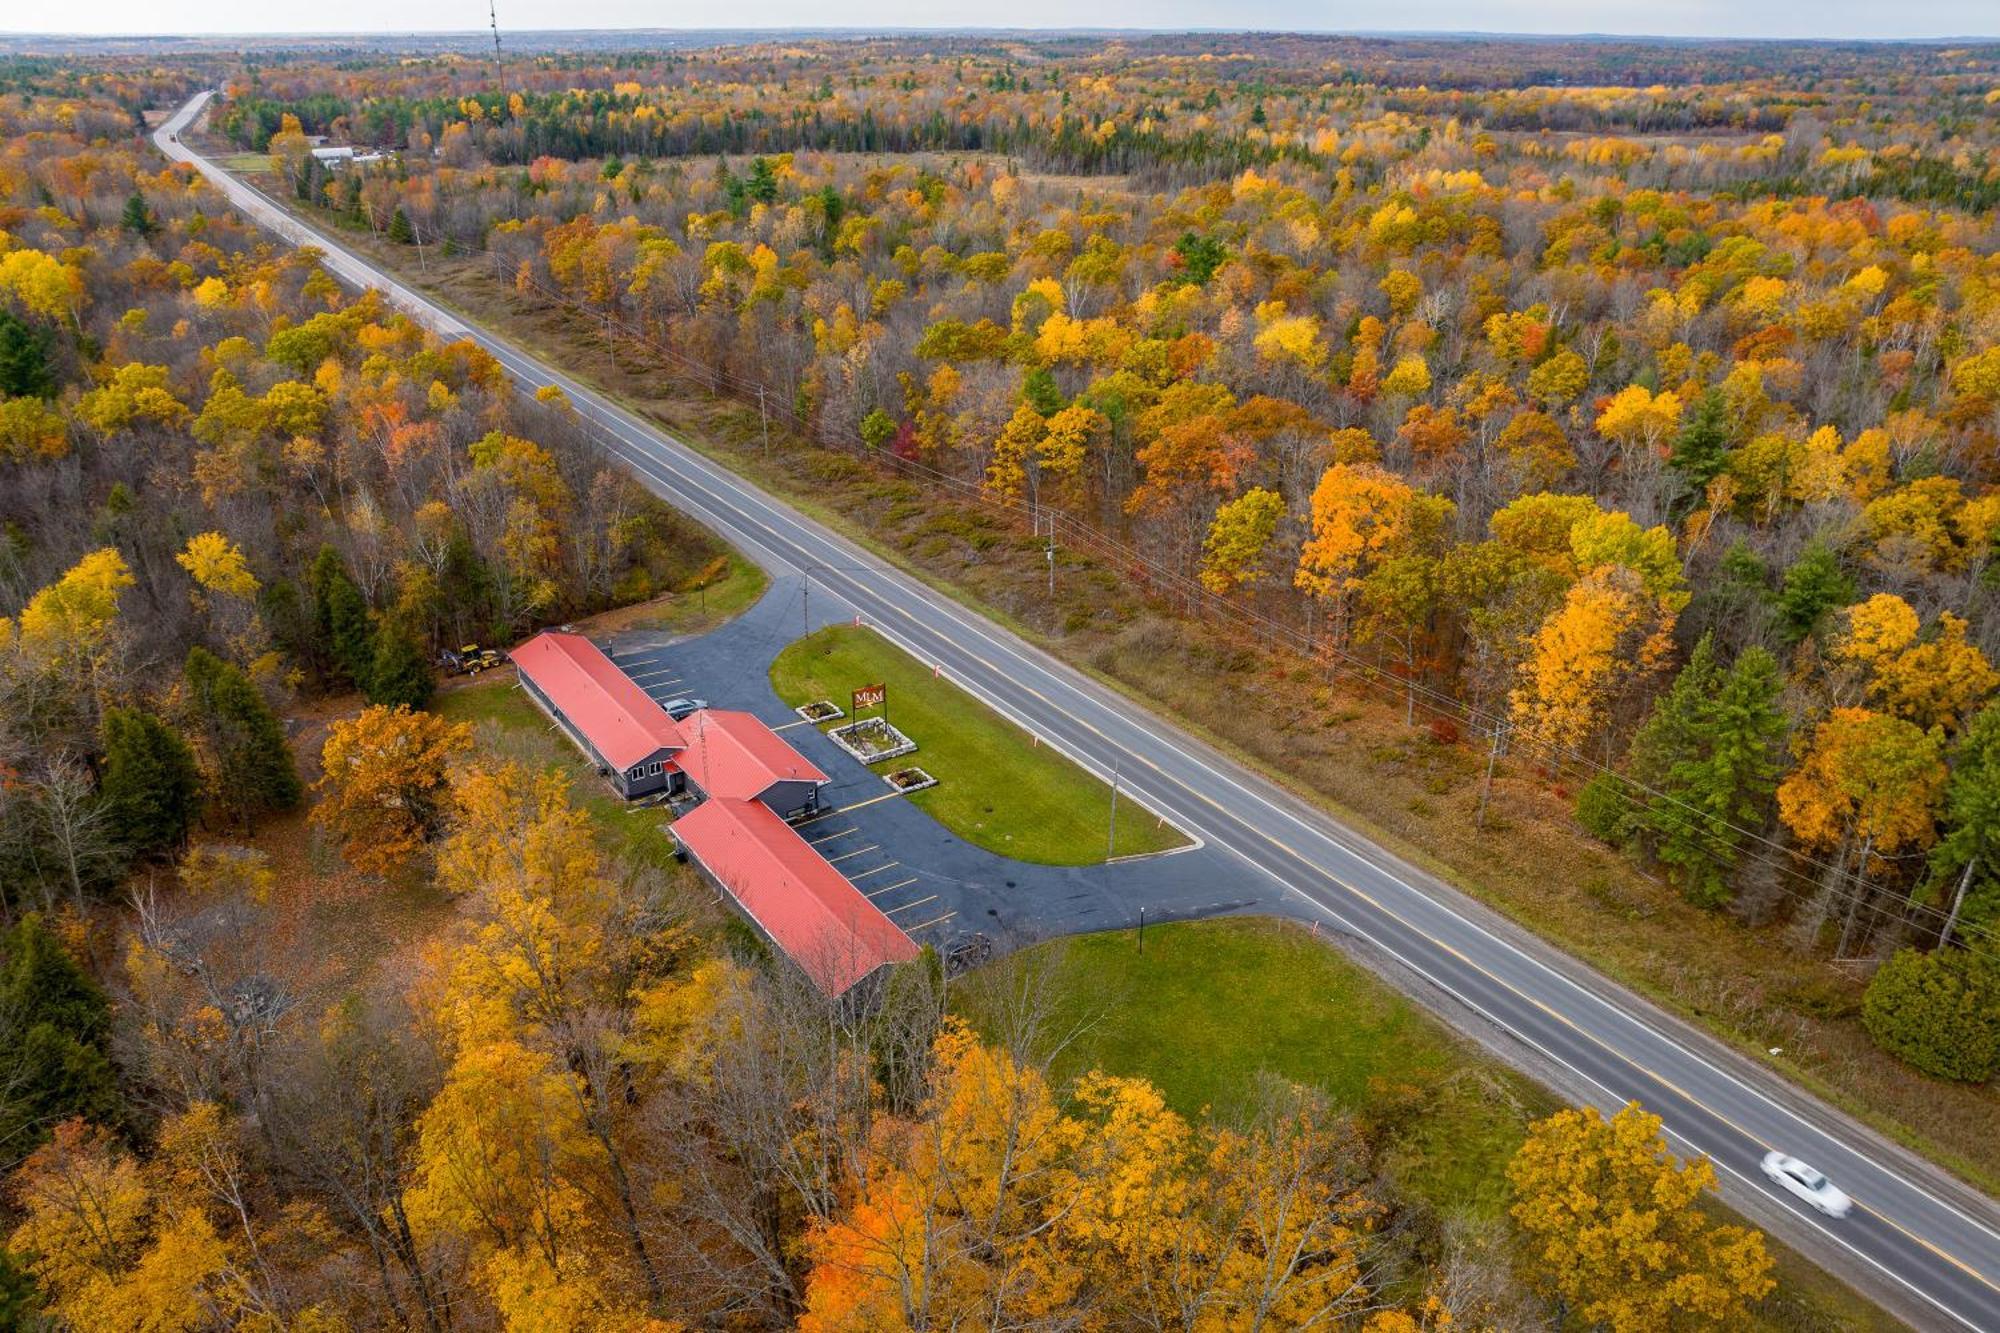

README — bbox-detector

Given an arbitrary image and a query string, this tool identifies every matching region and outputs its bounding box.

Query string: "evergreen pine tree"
[1928,704,2000,949]
[0,915,125,1153]
[309,546,375,688]
[387,205,415,244]
[1668,387,1732,503]
[365,621,435,709]
[98,707,203,860]
[119,190,157,236]
[1627,634,1787,907]
[184,646,302,825]
[1775,538,1856,645]
[0,307,55,399]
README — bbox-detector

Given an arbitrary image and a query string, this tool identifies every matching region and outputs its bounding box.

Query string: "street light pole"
[1106,755,1120,860]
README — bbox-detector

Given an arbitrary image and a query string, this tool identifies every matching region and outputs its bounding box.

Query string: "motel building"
[510,630,918,1000]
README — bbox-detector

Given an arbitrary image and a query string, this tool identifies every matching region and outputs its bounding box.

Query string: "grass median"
[771,624,1188,865]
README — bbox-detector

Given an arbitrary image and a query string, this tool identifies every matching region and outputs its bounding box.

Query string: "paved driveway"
[603,578,1264,956]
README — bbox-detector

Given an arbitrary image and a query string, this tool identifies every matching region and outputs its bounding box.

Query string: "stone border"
[829,717,918,764]
[884,765,938,793]
[796,699,845,723]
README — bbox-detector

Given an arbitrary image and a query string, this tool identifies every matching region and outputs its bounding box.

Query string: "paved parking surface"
[602,578,1268,958]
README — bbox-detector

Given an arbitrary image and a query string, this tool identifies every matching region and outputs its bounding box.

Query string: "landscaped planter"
[884,765,937,793]
[797,699,845,723]
[829,716,917,764]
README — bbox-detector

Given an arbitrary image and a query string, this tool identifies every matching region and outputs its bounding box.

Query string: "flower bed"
[828,716,917,764]
[884,765,938,793]
[796,699,844,723]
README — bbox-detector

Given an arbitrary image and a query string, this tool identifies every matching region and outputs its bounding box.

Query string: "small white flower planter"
[829,717,917,764]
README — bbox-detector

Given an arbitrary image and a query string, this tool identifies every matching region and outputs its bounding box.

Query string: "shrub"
[1574,772,1637,845]
[1861,948,2000,1083]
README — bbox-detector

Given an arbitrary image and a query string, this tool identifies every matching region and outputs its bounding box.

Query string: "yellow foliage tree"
[312,704,474,876]
[1509,566,1648,754]
[13,547,133,655]
[175,531,260,601]
[1508,1102,1774,1331]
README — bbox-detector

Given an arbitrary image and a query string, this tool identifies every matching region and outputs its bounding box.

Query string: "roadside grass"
[771,624,1187,865]
[249,188,2000,1205]
[215,151,275,174]
[437,676,676,871]
[959,917,1906,1332]
[960,917,1545,1219]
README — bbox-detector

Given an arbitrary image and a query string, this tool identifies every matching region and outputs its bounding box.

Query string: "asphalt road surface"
[159,91,2000,1331]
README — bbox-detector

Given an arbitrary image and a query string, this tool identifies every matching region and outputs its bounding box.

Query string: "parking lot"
[598,581,1268,960]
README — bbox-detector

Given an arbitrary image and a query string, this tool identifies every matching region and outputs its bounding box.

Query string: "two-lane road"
[158,91,2000,1330]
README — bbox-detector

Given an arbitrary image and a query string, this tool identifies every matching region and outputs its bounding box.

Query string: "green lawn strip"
[436,678,674,871]
[962,917,1540,1220]
[958,917,1908,1331]
[770,624,1186,866]
[649,552,765,633]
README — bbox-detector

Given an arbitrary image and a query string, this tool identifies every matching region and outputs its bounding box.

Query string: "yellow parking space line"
[826,845,879,864]
[885,894,938,917]
[905,911,958,933]
[837,791,903,813]
[865,877,919,898]
[849,862,901,880]
[806,826,861,845]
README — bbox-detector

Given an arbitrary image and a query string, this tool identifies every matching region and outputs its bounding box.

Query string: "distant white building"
[309,145,388,170]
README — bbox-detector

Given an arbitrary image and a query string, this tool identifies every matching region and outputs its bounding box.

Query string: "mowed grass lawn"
[962,917,1543,1218]
[771,624,1188,865]
[436,677,675,871]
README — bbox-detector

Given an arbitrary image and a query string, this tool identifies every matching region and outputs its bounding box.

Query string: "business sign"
[853,683,887,712]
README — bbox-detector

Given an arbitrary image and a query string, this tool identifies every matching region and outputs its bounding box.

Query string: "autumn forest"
[2,29,1999,1332]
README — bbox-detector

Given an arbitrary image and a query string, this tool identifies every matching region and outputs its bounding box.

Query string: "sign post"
[852,682,888,729]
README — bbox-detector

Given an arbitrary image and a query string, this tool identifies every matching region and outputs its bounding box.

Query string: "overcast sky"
[6,0,1996,39]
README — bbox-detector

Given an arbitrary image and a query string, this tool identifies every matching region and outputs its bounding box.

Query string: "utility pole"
[488,0,506,104]
[1106,755,1120,860]
[758,386,770,456]
[802,568,812,638]
[1044,528,1056,600]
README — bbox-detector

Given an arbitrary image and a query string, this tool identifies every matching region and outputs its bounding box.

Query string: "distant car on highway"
[1762,1151,1852,1216]
[661,697,709,720]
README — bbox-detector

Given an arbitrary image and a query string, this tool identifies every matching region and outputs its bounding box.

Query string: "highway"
[158,90,2000,1331]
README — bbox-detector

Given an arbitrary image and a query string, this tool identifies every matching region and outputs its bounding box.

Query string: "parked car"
[1761,1151,1852,1217]
[661,697,709,720]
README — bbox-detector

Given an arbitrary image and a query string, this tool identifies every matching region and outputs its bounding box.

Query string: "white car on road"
[1762,1151,1853,1217]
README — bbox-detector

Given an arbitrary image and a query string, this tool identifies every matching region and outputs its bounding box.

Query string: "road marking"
[834,791,903,813]
[805,826,860,845]
[848,862,901,880]
[826,845,879,864]
[865,877,919,898]
[885,894,938,916]
[905,911,958,933]
[772,718,815,730]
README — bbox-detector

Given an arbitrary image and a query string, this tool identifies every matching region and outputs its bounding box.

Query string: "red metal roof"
[509,631,684,772]
[673,797,918,997]
[679,708,829,802]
